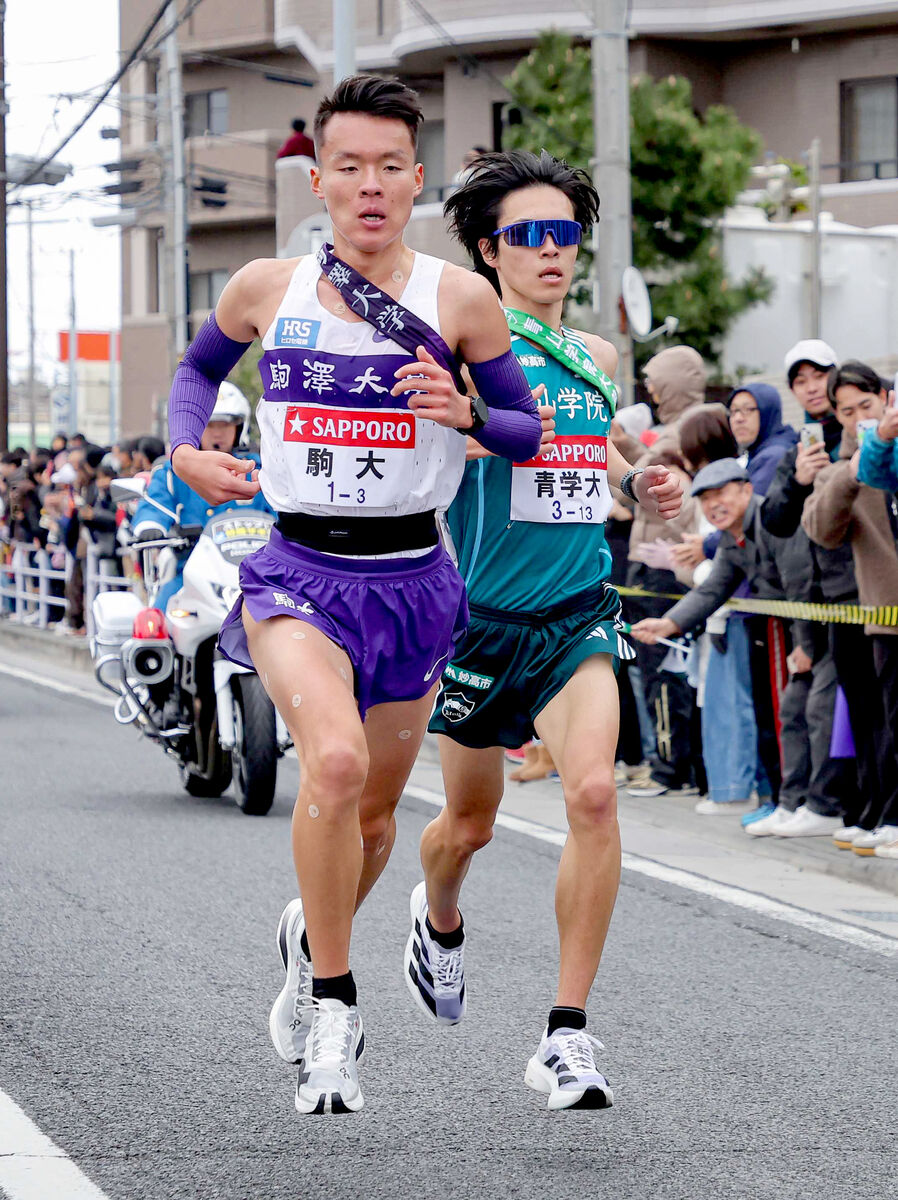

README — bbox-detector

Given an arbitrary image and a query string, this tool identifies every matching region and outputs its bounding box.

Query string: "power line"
[11,0,209,191]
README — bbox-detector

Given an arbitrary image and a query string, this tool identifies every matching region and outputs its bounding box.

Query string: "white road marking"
[0,662,114,708]
[0,1090,111,1200]
[403,784,898,960]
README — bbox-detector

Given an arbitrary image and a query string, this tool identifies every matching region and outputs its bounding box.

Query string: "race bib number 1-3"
[282,404,416,508]
[510,435,613,525]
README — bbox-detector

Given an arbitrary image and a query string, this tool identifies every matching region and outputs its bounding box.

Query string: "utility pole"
[807,136,822,340]
[0,0,8,451]
[26,199,35,448]
[591,0,634,404]
[333,0,356,84]
[68,248,77,435]
[163,1,188,358]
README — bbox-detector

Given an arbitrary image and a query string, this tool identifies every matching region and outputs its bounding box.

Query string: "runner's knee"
[447,811,495,856]
[305,739,369,799]
[564,771,617,830]
[360,808,396,856]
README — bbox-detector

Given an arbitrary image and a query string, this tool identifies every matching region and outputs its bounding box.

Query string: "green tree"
[502,32,773,371]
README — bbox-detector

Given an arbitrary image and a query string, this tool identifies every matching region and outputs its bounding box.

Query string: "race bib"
[282,404,416,508]
[510,435,612,524]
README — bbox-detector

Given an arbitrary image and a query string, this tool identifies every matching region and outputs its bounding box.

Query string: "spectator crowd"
[3,337,898,868]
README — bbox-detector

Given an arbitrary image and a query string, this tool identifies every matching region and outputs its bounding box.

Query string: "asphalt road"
[2,671,897,1200]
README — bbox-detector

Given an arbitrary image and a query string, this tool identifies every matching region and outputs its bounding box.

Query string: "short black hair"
[827,359,889,405]
[137,436,165,463]
[314,74,423,152]
[291,118,306,133]
[443,150,600,295]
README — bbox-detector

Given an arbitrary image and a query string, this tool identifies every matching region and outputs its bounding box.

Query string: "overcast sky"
[6,0,121,384]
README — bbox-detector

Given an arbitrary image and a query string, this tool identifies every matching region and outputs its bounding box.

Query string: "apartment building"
[118,0,898,433]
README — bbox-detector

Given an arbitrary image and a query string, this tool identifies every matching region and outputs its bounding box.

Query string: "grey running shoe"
[404,881,466,1026]
[269,899,314,1064]
[295,998,365,1115]
[524,1026,614,1111]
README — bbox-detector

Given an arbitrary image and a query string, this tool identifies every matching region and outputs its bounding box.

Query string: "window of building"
[493,101,522,151]
[189,269,229,312]
[185,89,229,138]
[840,77,898,181]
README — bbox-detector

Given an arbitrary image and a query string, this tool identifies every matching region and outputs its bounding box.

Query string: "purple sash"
[316,243,466,394]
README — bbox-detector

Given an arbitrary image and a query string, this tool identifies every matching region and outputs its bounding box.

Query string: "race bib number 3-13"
[282,404,416,508]
[510,435,613,525]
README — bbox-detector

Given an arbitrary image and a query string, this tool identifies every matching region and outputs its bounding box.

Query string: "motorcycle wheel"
[181,744,232,797]
[231,674,277,816]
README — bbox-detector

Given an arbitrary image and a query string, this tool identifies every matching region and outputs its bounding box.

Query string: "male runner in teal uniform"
[404,151,683,1110]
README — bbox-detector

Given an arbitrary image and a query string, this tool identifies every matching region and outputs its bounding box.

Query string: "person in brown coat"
[802,360,898,857]
[616,345,707,797]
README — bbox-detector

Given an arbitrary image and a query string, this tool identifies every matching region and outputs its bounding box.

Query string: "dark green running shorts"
[428,583,635,749]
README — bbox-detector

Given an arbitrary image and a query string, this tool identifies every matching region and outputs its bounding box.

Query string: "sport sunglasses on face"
[493,219,583,247]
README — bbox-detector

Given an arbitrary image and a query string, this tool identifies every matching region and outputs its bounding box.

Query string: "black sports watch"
[459,395,489,434]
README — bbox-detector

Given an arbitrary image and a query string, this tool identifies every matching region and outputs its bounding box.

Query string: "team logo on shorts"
[441,691,474,723]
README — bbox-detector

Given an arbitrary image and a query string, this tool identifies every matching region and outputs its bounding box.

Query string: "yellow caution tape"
[616,586,898,626]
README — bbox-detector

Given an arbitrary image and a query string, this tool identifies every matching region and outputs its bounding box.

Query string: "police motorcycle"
[89,393,290,815]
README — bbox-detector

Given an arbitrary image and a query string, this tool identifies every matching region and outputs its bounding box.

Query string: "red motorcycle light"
[132,607,169,639]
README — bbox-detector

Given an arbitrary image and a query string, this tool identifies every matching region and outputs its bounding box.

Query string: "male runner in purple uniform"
[166,76,541,1115]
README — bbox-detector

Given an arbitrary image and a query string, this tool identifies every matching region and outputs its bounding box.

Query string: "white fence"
[0,542,135,639]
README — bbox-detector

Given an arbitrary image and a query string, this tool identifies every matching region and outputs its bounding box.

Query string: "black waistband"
[469,586,614,628]
[276,510,438,556]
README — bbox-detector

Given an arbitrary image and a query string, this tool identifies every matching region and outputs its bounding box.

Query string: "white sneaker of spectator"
[774,806,843,837]
[744,806,795,837]
[832,824,865,851]
[693,798,753,816]
[850,825,898,857]
[873,830,898,860]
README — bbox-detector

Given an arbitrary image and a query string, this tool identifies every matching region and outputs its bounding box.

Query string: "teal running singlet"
[447,327,614,612]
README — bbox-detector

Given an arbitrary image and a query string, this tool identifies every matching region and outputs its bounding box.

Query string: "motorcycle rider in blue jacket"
[132,382,273,612]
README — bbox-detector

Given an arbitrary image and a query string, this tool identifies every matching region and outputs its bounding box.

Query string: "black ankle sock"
[312,971,357,1007]
[425,913,464,949]
[299,929,311,960]
[547,1006,586,1035]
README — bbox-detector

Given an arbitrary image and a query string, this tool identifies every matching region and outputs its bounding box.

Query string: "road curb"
[0,621,92,674]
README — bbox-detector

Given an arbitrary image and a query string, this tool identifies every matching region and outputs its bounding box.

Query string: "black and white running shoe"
[295,998,365,1115]
[269,899,314,1064]
[403,881,466,1026]
[524,1027,614,1111]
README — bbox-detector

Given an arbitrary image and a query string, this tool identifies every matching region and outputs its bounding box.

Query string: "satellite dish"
[621,266,652,337]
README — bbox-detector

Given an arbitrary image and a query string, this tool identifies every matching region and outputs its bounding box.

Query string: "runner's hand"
[537,388,555,450]
[171,445,260,504]
[633,464,683,519]
[630,617,680,644]
[393,347,473,428]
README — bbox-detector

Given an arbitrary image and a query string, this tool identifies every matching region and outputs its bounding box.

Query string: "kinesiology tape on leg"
[168,312,252,453]
[467,350,541,461]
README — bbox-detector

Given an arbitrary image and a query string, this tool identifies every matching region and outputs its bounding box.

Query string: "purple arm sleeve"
[168,313,252,452]
[466,350,541,461]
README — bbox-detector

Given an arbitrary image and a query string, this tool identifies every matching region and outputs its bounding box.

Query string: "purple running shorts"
[218,529,469,719]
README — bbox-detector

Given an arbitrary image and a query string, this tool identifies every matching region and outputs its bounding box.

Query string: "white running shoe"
[694,798,753,816]
[404,881,466,1026]
[524,1026,613,1111]
[269,899,314,1064]
[775,806,843,837]
[295,998,365,1115]
[744,806,795,837]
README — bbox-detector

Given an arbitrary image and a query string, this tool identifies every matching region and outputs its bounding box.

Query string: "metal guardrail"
[0,541,135,636]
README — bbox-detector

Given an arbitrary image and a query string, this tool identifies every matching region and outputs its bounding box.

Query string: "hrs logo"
[275,317,321,349]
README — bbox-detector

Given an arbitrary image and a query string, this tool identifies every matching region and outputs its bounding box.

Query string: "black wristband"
[619,467,643,501]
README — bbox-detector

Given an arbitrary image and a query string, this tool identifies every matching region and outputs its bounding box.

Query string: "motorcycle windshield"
[205,510,275,566]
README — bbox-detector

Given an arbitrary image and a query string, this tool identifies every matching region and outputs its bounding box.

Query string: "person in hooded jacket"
[728,383,798,494]
[615,345,707,798]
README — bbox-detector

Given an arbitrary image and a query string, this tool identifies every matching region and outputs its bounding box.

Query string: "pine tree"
[502,32,773,371]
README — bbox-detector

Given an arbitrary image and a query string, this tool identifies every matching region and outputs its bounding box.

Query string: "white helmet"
[210,381,252,447]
